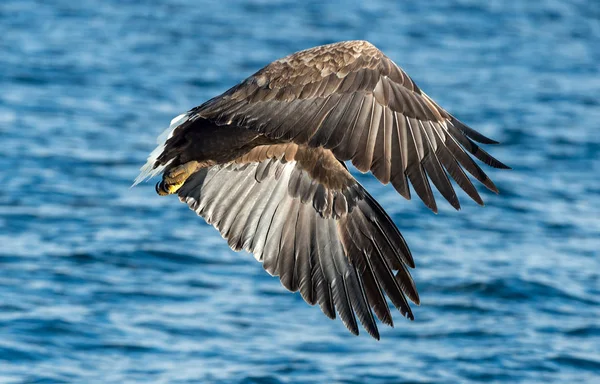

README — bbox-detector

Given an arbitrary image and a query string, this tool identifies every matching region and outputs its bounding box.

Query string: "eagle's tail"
[132,113,190,186]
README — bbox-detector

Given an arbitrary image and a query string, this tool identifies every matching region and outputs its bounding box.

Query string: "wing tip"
[496,162,512,170]
[347,324,360,336]
[449,199,461,211]
[411,293,421,306]
[404,309,415,321]
[404,251,416,269]
[429,203,439,214]
[449,116,500,145]
[366,326,381,340]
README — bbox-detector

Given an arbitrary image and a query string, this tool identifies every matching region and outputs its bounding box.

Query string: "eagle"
[134,40,508,339]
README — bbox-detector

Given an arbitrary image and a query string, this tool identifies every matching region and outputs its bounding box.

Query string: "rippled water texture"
[1,0,599,383]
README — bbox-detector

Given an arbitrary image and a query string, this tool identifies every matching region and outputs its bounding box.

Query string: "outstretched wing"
[177,145,419,339]
[193,40,509,212]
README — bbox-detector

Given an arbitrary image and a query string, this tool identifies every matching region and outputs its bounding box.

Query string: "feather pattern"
[191,40,508,211]
[177,155,418,339]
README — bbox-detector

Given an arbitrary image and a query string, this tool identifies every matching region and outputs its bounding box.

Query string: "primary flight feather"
[135,40,509,339]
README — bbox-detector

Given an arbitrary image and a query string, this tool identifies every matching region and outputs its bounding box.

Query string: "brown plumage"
[135,40,509,339]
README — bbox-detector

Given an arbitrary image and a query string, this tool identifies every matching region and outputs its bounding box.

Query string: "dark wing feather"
[192,40,508,211]
[177,156,417,339]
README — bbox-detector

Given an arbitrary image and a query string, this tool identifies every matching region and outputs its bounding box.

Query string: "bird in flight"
[135,40,508,339]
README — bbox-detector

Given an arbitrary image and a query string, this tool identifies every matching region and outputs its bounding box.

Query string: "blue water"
[1,0,599,382]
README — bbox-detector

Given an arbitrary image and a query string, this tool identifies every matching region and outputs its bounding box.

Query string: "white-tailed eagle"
[134,40,508,339]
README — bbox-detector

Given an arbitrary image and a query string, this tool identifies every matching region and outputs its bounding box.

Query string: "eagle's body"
[135,40,508,339]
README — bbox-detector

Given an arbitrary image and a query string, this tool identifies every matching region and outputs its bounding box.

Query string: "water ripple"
[1,0,599,383]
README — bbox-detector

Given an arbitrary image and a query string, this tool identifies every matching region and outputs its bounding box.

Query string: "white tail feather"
[132,113,189,186]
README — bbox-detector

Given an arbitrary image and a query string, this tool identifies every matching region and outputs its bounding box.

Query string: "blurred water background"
[1,0,599,383]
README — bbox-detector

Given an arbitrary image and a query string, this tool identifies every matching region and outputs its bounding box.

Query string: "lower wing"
[177,157,419,339]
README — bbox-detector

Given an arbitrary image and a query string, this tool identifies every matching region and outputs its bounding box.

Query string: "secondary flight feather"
[134,40,509,339]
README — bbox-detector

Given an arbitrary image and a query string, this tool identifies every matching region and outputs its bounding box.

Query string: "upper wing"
[177,145,419,339]
[192,40,509,212]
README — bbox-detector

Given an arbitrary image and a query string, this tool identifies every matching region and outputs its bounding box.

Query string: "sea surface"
[1,1,599,383]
